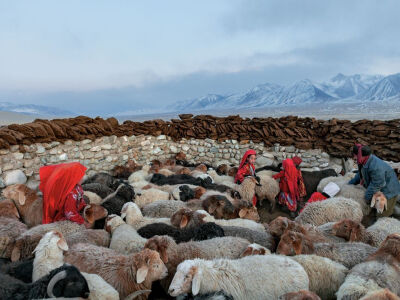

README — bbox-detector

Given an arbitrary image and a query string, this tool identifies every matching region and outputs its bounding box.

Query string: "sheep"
[64,244,168,299]
[32,231,68,281]
[158,168,176,177]
[207,169,235,189]
[336,234,400,300]
[137,222,224,243]
[332,217,400,247]
[128,165,151,183]
[222,226,275,251]
[240,243,271,257]
[216,164,228,175]
[371,191,389,214]
[176,291,234,300]
[291,254,348,300]
[106,214,147,254]
[84,191,103,205]
[1,258,33,283]
[135,188,171,208]
[201,193,236,220]
[83,203,109,228]
[337,184,370,215]
[0,198,20,219]
[168,255,309,299]
[277,230,377,268]
[227,167,238,177]
[172,184,196,202]
[254,171,279,210]
[83,172,122,190]
[360,289,400,300]
[279,290,321,300]
[82,182,115,199]
[0,264,90,299]
[295,197,363,226]
[121,202,171,230]
[301,168,338,199]
[112,160,141,179]
[150,173,205,187]
[235,176,259,206]
[101,183,135,215]
[142,200,188,218]
[316,222,347,243]
[144,235,251,290]
[11,221,110,261]
[171,209,265,232]
[31,230,118,300]
[2,184,43,227]
[0,217,27,258]
[317,172,355,192]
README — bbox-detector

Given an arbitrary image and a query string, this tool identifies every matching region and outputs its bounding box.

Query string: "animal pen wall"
[0,114,399,189]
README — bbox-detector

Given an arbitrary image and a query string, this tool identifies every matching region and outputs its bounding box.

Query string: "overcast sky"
[1,0,399,115]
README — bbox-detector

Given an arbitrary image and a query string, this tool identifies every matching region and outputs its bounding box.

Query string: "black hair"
[352,145,371,156]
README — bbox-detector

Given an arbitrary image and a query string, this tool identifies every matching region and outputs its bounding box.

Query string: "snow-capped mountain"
[0,102,74,116]
[171,73,398,112]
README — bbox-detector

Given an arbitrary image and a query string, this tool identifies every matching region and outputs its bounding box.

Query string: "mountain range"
[172,73,400,112]
[0,102,73,116]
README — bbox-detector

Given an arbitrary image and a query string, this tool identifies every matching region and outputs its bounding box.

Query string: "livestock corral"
[1,152,400,300]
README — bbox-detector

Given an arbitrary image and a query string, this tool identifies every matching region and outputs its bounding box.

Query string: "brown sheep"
[83,204,108,228]
[277,230,315,256]
[0,199,20,220]
[367,233,400,261]
[0,217,27,258]
[371,191,388,214]
[194,186,206,199]
[2,184,43,227]
[360,289,400,300]
[279,290,321,300]
[175,152,186,161]
[112,160,141,179]
[228,167,238,177]
[216,164,228,175]
[177,167,191,175]
[64,244,167,299]
[194,164,207,173]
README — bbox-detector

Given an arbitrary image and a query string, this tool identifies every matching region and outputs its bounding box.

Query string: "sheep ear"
[349,226,360,242]
[57,238,69,251]
[191,268,201,295]
[370,195,376,208]
[11,247,20,262]
[84,207,95,224]
[136,265,148,284]
[238,208,247,218]
[17,190,26,205]
[180,215,189,228]
[384,199,387,211]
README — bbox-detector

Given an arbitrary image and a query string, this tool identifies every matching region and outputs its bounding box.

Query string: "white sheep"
[121,202,171,230]
[317,172,355,192]
[142,200,187,218]
[291,254,348,300]
[107,215,147,254]
[135,188,171,208]
[168,255,309,299]
[295,197,363,226]
[207,169,235,188]
[84,191,103,205]
[128,165,151,183]
[254,172,279,209]
[337,184,370,215]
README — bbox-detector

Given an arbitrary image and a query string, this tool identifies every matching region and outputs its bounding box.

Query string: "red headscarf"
[292,156,302,167]
[355,143,369,165]
[235,149,257,183]
[40,162,87,224]
[282,158,300,202]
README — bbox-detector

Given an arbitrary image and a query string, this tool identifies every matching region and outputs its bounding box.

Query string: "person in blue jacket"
[348,144,400,218]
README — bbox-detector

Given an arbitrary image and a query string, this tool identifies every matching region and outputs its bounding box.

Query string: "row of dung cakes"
[0,114,399,161]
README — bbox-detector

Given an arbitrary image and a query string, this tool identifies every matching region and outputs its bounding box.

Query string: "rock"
[24,159,35,168]
[182,145,190,152]
[152,147,162,154]
[3,170,27,186]
[81,139,92,145]
[36,146,46,154]
[26,179,40,191]
[13,152,24,160]
[255,156,274,168]
[2,163,13,171]
[59,153,68,161]
[157,135,166,140]
[198,147,205,153]
[90,146,101,152]
[330,164,343,174]
[285,146,296,153]
[210,147,218,153]
[262,152,275,159]
[0,178,5,188]
[169,145,178,153]
[101,144,112,150]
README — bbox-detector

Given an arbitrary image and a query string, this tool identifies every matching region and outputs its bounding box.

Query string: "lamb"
[83,172,122,190]
[101,183,135,215]
[137,222,224,243]
[222,226,275,251]
[135,188,170,208]
[121,202,171,229]
[0,217,27,258]
[291,254,348,300]
[0,198,20,219]
[142,200,188,218]
[171,209,265,232]
[254,171,279,210]
[168,255,309,300]
[279,290,321,300]
[301,168,337,199]
[295,197,363,226]
[64,244,168,299]
[0,264,90,299]
[82,182,115,199]
[31,230,119,300]
[336,234,400,300]
[371,191,389,214]
[332,217,400,247]
[2,183,43,227]
[277,230,377,268]
[144,235,251,290]
[106,215,147,254]
[11,221,110,261]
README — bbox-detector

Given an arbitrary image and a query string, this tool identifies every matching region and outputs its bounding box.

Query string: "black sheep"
[0,264,90,300]
[83,172,122,190]
[151,173,204,186]
[301,168,338,199]
[137,222,224,243]
[255,163,282,173]
[82,182,114,199]
[0,258,33,283]
[179,185,195,202]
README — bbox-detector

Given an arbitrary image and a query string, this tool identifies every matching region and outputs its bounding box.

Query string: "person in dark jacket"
[348,144,400,218]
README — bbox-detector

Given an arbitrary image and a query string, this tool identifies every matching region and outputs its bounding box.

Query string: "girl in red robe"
[39,162,89,226]
[235,149,258,206]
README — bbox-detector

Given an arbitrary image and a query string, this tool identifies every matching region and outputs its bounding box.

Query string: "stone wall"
[0,115,399,162]
[0,134,345,190]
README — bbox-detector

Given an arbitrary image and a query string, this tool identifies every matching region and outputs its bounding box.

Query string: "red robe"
[300,192,328,213]
[40,162,87,224]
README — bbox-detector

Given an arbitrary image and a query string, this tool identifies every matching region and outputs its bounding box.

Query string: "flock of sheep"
[0,152,399,300]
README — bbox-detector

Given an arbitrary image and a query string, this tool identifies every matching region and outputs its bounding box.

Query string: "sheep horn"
[123,289,152,300]
[47,270,67,298]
